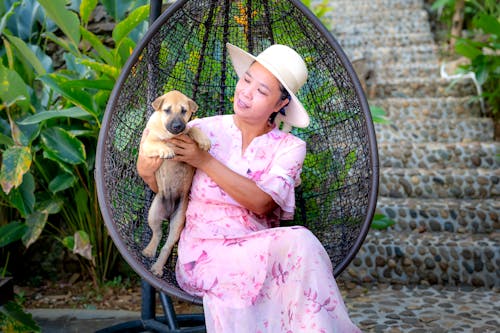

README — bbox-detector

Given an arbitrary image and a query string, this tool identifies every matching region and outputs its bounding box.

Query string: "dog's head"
[151,90,199,135]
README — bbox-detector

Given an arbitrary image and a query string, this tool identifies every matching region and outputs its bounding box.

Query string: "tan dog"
[141,90,210,276]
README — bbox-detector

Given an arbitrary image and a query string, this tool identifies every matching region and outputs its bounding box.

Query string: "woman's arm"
[136,128,163,193]
[169,135,278,215]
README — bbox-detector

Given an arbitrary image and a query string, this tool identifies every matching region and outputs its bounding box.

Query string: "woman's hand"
[170,134,277,215]
[136,128,163,193]
[168,134,211,169]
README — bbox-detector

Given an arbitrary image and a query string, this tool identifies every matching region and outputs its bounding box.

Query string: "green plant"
[431,0,500,118]
[0,0,148,286]
[301,0,332,29]
[455,11,500,117]
[0,284,38,333]
[0,301,40,333]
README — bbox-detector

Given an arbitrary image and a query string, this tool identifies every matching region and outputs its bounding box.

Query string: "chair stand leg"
[159,292,205,332]
[95,279,205,333]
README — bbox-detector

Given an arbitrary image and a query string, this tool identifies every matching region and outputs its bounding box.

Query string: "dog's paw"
[142,247,155,258]
[158,148,175,159]
[188,128,211,151]
[198,138,211,152]
[151,262,164,276]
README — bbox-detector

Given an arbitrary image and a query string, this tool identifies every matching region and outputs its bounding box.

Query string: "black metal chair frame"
[95,0,379,331]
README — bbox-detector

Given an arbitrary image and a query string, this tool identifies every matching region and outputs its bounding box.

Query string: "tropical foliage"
[0,0,149,286]
[431,0,500,118]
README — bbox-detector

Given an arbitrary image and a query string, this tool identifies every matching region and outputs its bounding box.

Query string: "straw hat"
[227,43,309,129]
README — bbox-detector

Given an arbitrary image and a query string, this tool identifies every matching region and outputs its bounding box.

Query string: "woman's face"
[233,61,289,126]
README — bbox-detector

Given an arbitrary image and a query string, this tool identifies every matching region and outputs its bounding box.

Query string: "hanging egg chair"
[96,0,378,331]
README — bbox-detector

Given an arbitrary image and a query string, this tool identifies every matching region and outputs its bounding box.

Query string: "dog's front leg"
[188,127,211,151]
[150,196,189,276]
[142,194,167,258]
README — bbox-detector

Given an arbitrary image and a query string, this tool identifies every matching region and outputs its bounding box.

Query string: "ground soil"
[16,278,207,315]
[16,279,145,312]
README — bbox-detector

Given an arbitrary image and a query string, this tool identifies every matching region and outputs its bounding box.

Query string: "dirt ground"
[16,278,204,314]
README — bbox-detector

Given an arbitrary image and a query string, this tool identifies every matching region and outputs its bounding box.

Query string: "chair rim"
[95,0,379,304]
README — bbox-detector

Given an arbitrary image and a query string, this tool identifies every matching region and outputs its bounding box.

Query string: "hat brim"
[226,43,310,128]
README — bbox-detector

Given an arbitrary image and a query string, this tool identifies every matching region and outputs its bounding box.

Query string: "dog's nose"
[167,118,186,135]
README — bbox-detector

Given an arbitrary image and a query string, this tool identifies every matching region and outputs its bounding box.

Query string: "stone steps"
[378,142,499,169]
[357,62,440,80]
[347,231,500,288]
[333,24,432,39]
[370,97,482,120]
[379,167,500,199]
[367,77,478,98]
[331,18,432,37]
[361,45,437,60]
[327,0,424,11]
[326,0,500,290]
[375,117,495,143]
[377,197,499,234]
[327,8,428,24]
[344,52,441,76]
[337,33,434,49]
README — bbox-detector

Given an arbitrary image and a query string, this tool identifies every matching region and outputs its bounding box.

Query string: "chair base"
[96,279,205,333]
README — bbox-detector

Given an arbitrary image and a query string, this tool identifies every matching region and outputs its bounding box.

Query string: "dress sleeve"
[256,136,306,220]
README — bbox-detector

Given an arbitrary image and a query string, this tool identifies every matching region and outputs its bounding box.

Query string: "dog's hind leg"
[142,194,168,258]
[150,196,189,276]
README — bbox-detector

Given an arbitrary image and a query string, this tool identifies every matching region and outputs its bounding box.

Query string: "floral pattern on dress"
[176,115,360,332]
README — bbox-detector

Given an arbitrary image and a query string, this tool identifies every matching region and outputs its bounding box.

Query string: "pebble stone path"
[342,283,500,332]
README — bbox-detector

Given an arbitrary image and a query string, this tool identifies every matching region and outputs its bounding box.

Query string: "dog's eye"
[181,107,187,115]
[164,106,171,114]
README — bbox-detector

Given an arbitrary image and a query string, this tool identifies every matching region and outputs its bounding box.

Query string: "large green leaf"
[40,74,97,117]
[0,222,27,247]
[0,301,41,332]
[455,39,483,60]
[22,210,48,248]
[80,28,115,65]
[0,146,31,195]
[78,59,120,79]
[112,4,149,46]
[116,37,137,66]
[18,107,92,125]
[0,64,30,108]
[37,0,81,51]
[0,2,21,37]
[4,34,46,76]
[49,172,77,193]
[80,0,98,26]
[0,133,15,146]
[474,13,500,38]
[36,197,63,215]
[101,0,147,21]
[40,127,86,165]
[7,172,35,218]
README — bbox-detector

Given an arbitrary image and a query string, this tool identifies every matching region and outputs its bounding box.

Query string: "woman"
[137,43,360,332]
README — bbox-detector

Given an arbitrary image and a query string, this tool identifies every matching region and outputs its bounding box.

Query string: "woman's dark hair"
[269,84,290,124]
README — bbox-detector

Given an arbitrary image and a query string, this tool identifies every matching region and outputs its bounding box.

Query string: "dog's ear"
[188,98,199,113]
[151,96,164,111]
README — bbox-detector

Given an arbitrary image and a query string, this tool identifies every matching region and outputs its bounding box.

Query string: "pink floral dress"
[176,115,360,332]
